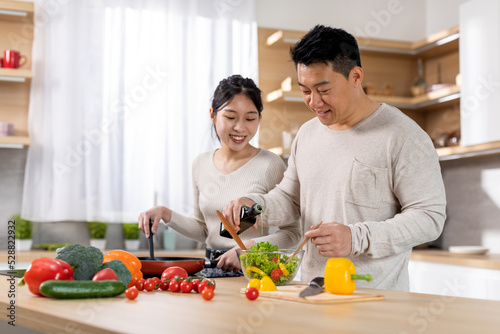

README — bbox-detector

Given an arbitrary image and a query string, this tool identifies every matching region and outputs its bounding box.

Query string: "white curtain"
[22,0,258,222]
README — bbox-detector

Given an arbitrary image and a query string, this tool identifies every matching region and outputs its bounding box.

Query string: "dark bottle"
[219,203,263,239]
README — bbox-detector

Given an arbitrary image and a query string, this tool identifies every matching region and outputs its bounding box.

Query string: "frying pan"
[139,220,218,277]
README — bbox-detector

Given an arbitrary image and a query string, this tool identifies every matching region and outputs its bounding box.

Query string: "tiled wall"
[433,154,500,252]
[2,150,500,253]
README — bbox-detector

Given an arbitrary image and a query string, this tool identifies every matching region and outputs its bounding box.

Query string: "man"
[223,25,446,291]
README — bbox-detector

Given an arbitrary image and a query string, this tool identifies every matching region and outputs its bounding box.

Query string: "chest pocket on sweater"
[346,159,388,209]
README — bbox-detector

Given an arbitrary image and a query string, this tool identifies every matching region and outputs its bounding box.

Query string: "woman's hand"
[216,240,257,272]
[138,206,172,238]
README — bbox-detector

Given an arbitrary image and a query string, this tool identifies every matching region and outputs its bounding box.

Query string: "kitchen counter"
[2,275,500,333]
[411,249,500,270]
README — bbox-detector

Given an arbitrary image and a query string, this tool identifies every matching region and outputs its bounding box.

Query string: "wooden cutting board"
[240,285,384,304]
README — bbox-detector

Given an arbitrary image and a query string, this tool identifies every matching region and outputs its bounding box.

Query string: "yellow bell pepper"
[260,276,277,291]
[324,258,372,295]
[245,266,266,276]
[278,263,289,277]
[247,278,261,290]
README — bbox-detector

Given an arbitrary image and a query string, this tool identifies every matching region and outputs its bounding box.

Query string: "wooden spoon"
[216,210,247,250]
[286,221,323,263]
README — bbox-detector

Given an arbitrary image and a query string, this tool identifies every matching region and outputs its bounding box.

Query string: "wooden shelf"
[437,140,500,161]
[0,0,33,22]
[267,84,460,112]
[266,25,459,59]
[0,135,30,148]
[0,68,32,82]
[370,85,460,110]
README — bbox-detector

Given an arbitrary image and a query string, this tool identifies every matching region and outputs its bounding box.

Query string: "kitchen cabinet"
[409,260,500,301]
[0,0,33,149]
[258,26,500,161]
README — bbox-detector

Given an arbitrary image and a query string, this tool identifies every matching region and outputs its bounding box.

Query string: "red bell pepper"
[24,257,74,296]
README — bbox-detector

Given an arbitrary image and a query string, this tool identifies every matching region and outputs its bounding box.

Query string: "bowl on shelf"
[236,249,304,286]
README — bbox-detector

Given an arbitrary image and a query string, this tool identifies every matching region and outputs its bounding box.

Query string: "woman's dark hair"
[211,75,263,140]
[290,25,361,79]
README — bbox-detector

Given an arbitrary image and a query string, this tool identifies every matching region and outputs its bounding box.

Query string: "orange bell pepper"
[103,250,142,287]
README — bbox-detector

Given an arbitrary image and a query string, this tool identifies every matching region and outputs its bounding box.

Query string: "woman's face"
[211,94,260,152]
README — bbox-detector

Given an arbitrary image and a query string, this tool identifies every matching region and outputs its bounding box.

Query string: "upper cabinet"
[258,26,500,161]
[0,0,34,149]
[459,0,500,148]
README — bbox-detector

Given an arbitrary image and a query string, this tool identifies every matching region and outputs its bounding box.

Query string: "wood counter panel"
[2,276,500,333]
[411,249,500,270]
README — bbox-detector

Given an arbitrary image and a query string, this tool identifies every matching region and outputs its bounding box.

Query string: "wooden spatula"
[216,210,247,250]
[286,221,323,263]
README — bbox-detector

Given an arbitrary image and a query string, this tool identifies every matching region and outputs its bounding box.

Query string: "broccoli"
[100,260,132,286]
[55,243,104,280]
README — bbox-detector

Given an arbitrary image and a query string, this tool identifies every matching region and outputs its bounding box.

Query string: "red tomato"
[161,266,188,281]
[245,287,259,300]
[125,287,139,300]
[198,279,216,293]
[135,278,146,291]
[201,288,214,301]
[92,268,118,281]
[271,256,277,262]
[191,279,201,293]
[144,280,156,292]
[158,282,169,291]
[180,281,193,293]
[169,280,181,292]
[270,268,283,282]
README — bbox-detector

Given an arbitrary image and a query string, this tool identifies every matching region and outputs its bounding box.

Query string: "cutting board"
[240,285,384,304]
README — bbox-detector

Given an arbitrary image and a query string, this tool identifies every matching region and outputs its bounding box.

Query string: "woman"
[138,75,301,273]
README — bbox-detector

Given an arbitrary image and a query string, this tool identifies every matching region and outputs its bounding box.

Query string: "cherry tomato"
[271,256,277,262]
[158,281,169,291]
[135,278,146,291]
[144,280,156,292]
[201,288,214,301]
[270,268,283,282]
[191,279,201,293]
[245,287,259,300]
[169,280,181,292]
[161,267,188,281]
[198,279,216,293]
[180,281,193,293]
[125,287,139,300]
[152,277,161,288]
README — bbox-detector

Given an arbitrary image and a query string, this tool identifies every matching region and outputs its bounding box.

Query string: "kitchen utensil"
[4,50,27,68]
[237,248,304,285]
[299,276,324,297]
[216,210,247,250]
[147,219,156,261]
[0,269,25,277]
[286,221,323,264]
[138,219,217,277]
[240,285,384,304]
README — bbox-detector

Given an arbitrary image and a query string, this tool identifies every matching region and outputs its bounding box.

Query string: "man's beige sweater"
[249,103,446,291]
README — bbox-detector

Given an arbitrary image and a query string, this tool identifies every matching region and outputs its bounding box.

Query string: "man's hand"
[222,197,258,232]
[304,222,352,257]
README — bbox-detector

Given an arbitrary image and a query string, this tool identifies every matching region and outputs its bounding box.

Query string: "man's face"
[297,62,357,130]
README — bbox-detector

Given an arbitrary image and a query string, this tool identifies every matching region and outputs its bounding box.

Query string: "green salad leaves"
[240,242,299,284]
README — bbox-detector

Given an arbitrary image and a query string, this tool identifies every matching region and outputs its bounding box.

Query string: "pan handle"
[204,259,219,268]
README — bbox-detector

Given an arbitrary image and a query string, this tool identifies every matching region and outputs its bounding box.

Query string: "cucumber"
[39,280,126,299]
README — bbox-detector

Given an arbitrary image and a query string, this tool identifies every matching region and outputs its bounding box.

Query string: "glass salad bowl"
[236,249,304,286]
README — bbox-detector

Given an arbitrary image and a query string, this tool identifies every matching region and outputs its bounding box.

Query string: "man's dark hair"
[290,25,361,79]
